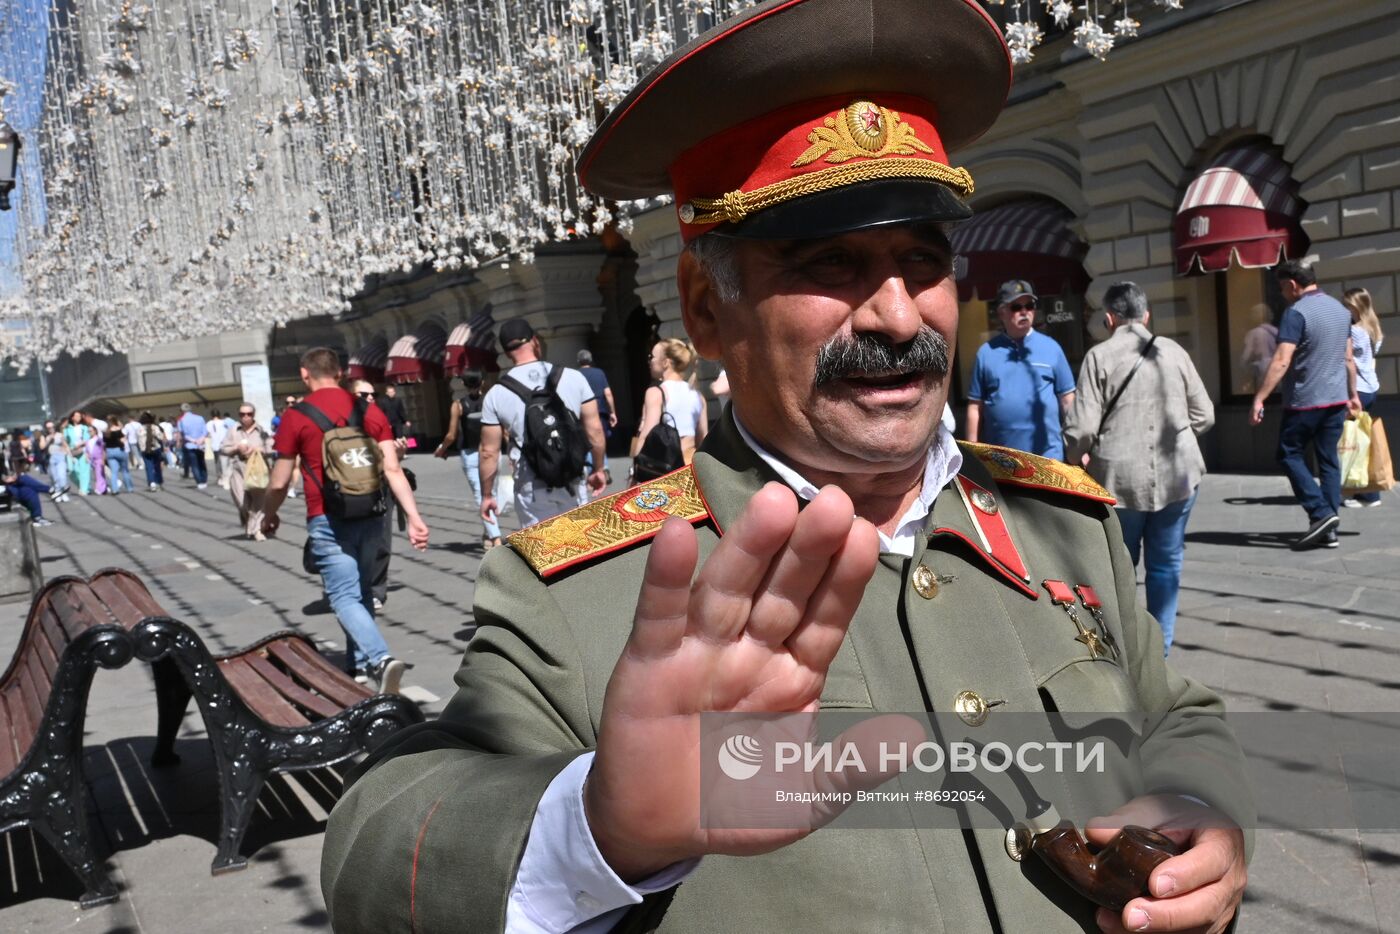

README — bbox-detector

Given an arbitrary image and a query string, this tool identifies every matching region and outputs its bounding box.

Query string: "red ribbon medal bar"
[1073,584,1119,659]
[1042,579,1109,660]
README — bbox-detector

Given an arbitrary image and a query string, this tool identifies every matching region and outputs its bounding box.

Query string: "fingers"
[627,517,700,659]
[1093,826,1245,933]
[1097,880,1237,933]
[745,486,862,646]
[1148,827,1244,902]
[786,516,879,672]
[687,483,799,643]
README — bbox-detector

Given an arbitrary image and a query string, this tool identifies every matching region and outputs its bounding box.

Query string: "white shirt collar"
[730,413,962,557]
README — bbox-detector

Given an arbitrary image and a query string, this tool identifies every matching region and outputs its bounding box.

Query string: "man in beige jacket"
[1064,282,1215,655]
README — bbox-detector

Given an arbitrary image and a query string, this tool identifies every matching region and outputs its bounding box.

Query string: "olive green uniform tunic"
[322,412,1252,933]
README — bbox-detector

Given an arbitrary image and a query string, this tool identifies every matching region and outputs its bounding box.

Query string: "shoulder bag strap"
[545,364,565,397]
[497,374,534,406]
[293,401,339,433]
[1097,334,1159,437]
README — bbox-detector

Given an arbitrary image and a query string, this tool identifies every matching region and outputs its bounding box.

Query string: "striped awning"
[347,337,389,382]
[951,199,1089,302]
[385,325,448,384]
[443,311,500,375]
[1175,146,1307,275]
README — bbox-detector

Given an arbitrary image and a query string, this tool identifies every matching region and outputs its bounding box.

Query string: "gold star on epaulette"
[517,513,601,558]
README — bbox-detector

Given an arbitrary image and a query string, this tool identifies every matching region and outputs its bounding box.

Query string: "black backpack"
[632,384,685,482]
[499,366,588,490]
[294,396,388,520]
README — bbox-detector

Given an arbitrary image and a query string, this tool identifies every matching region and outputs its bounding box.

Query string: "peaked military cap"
[578,0,1012,242]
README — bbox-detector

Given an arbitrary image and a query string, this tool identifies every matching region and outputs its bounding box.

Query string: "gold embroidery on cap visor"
[683,102,975,227]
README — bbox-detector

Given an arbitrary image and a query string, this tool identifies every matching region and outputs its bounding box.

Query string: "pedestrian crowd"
[6,260,1381,682]
[965,259,1390,657]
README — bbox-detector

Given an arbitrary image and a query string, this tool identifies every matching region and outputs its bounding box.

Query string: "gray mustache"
[813,326,950,387]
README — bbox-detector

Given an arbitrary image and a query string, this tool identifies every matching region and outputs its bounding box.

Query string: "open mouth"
[842,370,923,388]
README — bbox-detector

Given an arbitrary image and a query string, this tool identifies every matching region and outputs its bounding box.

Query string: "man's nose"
[853,270,923,346]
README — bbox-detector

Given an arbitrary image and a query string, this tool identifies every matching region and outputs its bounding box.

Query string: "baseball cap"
[498,319,535,351]
[997,280,1038,307]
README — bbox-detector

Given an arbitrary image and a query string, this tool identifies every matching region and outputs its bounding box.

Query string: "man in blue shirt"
[176,402,210,489]
[1250,261,1361,548]
[966,279,1076,459]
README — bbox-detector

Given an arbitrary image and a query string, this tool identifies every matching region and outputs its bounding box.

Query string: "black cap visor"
[706,178,972,241]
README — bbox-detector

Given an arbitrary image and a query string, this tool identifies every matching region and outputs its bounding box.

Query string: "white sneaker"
[371,657,405,695]
[197,483,208,490]
[1343,498,1364,508]
[61,493,71,503]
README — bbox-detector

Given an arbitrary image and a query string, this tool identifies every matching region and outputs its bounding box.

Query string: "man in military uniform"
[321,1,1251,932]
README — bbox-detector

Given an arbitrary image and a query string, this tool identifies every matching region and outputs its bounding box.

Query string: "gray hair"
[180,402,192,413]
[686,233,743,305]
[576,349,593,366]
[1103,282,1149,321]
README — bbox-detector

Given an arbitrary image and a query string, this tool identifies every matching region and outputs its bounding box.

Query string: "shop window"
[142,367,198,392]
[1215,266,1285,399]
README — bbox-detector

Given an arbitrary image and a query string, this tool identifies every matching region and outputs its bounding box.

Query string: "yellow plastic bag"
[244,450,270,490]
[1339,412,1372,491]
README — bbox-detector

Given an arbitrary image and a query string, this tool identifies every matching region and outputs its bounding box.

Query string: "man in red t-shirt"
[262,347,430,694]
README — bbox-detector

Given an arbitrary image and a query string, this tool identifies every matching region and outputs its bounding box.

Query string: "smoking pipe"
[990,734,1180,911]
[1020,820,1180,911]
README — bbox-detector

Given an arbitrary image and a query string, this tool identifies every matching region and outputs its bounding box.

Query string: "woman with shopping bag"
[221,403,274,540]
[1344,288,1387,507]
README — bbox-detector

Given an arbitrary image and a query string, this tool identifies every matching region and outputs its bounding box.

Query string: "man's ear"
[678,249,722,360]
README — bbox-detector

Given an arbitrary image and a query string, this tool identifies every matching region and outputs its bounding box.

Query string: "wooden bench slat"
[15,661,46,746]
[217,658,310,728]
[32,616,61,686]
[110,572,167,617]
[89,575,153,630]
[243,654,344,720]
[0,691,19,778]
[266,640,371,707]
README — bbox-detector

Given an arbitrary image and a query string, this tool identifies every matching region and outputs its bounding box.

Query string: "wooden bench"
[88,568,425,873]
[0,574,135,908]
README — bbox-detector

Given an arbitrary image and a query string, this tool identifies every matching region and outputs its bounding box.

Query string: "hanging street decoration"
[0,0,1186,364]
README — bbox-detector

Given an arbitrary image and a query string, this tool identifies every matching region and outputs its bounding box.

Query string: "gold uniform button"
[954,690,989,727]
[912,564,939,599]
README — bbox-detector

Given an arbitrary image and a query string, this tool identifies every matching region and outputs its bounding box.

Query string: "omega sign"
[1188,215,1211,239]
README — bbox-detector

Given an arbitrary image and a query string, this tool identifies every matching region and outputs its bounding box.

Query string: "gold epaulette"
[508,465,712,579]
[959,441,1116,505]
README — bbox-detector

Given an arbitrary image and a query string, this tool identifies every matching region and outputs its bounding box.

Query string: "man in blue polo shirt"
[966,279,1076,459]
[1250,260,1362,549]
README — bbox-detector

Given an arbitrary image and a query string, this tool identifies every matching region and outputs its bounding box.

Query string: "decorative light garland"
[0,0,1183,365]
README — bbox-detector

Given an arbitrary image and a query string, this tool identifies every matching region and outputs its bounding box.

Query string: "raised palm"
[585,483,885,881]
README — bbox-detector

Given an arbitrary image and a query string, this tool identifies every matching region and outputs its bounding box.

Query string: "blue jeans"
[460,450,501,539]
[1277,404,1348,521]
[47,451,69,493]
[7,474,52,519]
[142,451,164,486]
[106,448,133,492]
[306,514,392,671]
[185,447,208,484]
[1355,391,1381,504]
[1116,487,1198,656]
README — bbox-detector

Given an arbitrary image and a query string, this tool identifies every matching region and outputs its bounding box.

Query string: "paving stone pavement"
[1,457,1396,932]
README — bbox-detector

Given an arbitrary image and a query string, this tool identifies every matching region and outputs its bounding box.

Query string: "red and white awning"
[385,325,448,384]
[1174,146,1307,275]
[951,198,1089,302]
[347,337,389,382]
[443,311,499,375]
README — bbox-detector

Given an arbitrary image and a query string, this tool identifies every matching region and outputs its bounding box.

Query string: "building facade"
[52,0,1399,471]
